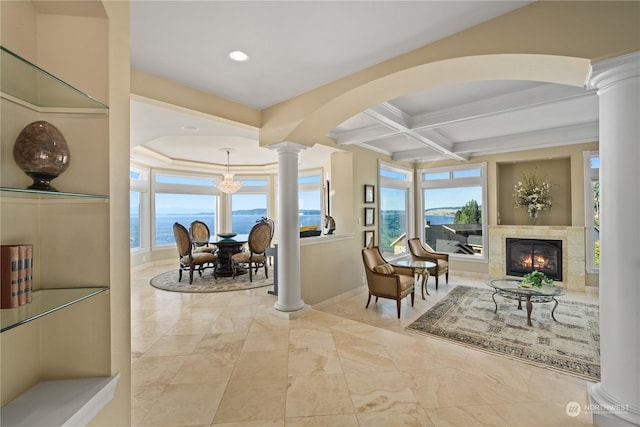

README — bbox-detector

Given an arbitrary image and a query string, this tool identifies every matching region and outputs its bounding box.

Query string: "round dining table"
[212,236,247,277]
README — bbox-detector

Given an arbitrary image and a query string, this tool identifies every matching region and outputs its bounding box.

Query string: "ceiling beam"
[331,123,398,146]
[410,84,597,130]
[454,121,599,156]
[393,121,598,162]
[364,103,468,161]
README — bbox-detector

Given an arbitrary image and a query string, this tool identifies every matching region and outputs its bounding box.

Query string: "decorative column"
[269,141,311,318]
[587,51,640,427]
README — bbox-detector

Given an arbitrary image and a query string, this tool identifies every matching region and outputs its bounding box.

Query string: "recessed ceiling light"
[181,125,199,132]
[228,50,249,62]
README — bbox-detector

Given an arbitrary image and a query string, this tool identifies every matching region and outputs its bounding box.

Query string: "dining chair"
[231,220,271,282]
[173,222,217,284]
[189,220,216,253]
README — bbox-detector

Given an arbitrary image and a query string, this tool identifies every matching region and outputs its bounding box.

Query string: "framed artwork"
[364,230,375,248]
[364,184,375,203]
[364,207,375,226]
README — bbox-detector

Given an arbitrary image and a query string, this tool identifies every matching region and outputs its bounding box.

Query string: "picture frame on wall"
[364,230,375,248]
[364,207,375,226]
[364,184,375,203]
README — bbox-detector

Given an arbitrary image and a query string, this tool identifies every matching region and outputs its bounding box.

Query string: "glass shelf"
[0,46,108,111]
[1,288,108,333]
[0,187,109,200]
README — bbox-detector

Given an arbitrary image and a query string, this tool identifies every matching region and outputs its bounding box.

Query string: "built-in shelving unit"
[1,38,115,425]
[1,288,108,333]
[1,374,120,427]
[1,46,108,113]
[0,187,109,200]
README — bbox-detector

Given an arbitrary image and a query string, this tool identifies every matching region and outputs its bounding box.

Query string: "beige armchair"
[361,246,415,318]
[408,238,449,290]
[173,222,217,284]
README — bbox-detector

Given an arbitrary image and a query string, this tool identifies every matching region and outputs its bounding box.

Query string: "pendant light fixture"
[217,149,242,194]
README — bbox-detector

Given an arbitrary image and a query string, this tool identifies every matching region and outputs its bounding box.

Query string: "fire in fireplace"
[506,238,562,281]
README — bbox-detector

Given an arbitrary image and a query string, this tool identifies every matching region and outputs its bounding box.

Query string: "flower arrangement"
[513,172,552,220]
[521,270,553,288]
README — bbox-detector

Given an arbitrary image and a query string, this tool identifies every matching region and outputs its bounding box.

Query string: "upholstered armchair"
[361,246,415,318]
[231,220,272,282]
[173,222,217,284]
[408,237,449,290]
[189,220,216,253]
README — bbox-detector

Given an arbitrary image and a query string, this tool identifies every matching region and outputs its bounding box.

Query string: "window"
[130,166,149,251]
[153,171,218,247]
[231,193,268,235]
[298,170,323,230]
[379,162,413,257]
[130,191,141,249]
[418,163,487,259]
[154,193,217,245]
[584,151,600,271]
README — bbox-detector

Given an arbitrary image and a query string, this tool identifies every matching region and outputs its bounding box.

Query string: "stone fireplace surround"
[488,225,585,292]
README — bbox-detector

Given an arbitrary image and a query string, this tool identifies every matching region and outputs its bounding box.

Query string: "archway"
[268,54,591,147]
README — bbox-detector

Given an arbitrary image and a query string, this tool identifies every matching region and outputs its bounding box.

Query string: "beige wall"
[0,1,131,424]
[260,1,639,148]
[498,159,572,227]
[415,142,599,277]
[125,2,627,299]
[131,70,261,129]
[4,1,628,424]
[97,1,132,424]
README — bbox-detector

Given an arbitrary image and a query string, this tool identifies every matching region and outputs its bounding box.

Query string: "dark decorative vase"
[13,121,70,191]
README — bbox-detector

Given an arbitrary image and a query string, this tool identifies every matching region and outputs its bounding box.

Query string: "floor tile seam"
[210,372,284,424]
[282,371,359,421]
[227,346,290,383]
[409,381,540,411]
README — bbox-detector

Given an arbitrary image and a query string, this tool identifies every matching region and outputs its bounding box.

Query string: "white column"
[270,141,309,316]
[587,51,640,427]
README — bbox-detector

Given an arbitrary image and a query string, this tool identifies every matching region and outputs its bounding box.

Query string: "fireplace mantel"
[488,225,585,292]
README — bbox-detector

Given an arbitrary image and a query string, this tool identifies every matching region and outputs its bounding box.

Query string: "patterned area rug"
[407,285,600,381]
[150,269,273,293]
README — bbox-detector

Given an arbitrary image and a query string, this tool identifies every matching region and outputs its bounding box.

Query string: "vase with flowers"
[513,172,552,223]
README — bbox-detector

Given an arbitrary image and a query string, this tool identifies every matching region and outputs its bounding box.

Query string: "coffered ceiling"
[130,1,598,168]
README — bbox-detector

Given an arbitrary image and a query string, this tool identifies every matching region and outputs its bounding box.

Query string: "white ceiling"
[130,1,599,168]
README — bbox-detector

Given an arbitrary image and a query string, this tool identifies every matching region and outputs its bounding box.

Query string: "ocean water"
[130,212,452,248]
[425,215,454,225]
[131,213,322,247]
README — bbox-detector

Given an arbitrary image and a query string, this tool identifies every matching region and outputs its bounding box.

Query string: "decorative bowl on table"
[217,233,237,241]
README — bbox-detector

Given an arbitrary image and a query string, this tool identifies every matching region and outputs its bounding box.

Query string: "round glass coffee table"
[396,260,436,299]
[488,278,565,326]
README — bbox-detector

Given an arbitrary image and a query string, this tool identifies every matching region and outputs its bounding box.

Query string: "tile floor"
[131,260,597,426]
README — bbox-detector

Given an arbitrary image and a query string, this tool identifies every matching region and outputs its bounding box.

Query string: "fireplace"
[506,238,562,281]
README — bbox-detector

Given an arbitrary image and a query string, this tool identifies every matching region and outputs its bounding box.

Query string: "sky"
[424,186,482,210]
[134,191,320,214]
[378,186,482,212]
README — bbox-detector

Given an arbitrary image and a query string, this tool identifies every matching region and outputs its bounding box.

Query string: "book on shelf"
[1,245,20,308]
[18,245,27,306]
[24,244,33,303]
[1,244,33,308]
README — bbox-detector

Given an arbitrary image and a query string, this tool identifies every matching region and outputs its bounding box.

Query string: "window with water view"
[420,164,486,258]
[130,191,141,249]
[379,163,413,257]
[231,192,268,234]
[299,172,322,230]
[154,193,217,245]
